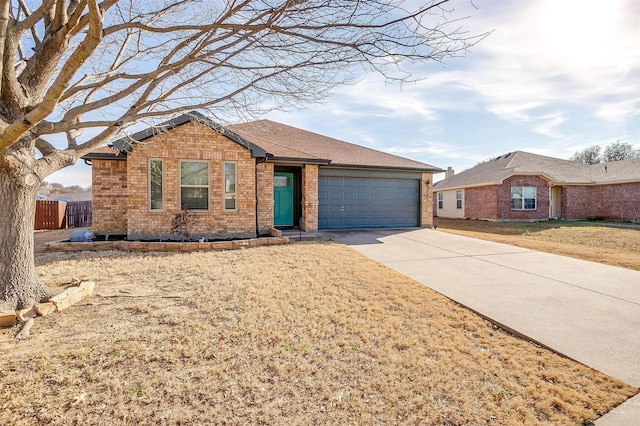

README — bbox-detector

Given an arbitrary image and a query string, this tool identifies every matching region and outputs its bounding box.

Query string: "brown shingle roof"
[81,145,127,160]
[434,151,640,190]
[229,120,441,172]
[83,112,441,172]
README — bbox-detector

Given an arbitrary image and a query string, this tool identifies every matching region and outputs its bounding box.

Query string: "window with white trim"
[180,160,209,210]
[456,190,462,209]
[437,192,443,209]
[511,186,536,210]
[223,162,236,210]
[149,159,163,211]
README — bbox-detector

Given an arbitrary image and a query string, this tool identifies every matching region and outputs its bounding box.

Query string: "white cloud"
[532,113,568,138]
[451,0,640,128]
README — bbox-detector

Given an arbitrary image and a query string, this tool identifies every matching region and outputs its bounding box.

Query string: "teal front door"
[274,172,294,226]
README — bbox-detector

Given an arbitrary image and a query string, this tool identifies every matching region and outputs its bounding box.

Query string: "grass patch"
[434,218,640,271]
[1,242,636,424]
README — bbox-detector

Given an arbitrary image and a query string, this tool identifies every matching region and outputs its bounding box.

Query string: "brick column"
[301,164,319,231]
[421,172,434,228]
[92,160,128,233]
[257,162,274,233]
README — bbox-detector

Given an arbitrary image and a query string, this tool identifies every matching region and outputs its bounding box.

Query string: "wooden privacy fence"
[34,200,92,230]
[35,200,67,230]
[65,201,92,228]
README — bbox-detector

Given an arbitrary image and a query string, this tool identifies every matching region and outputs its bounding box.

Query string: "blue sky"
[50,0,639,186]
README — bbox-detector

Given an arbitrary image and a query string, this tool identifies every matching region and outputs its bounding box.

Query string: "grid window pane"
[180,161,209,210]
[511,186,536,210]
[181,162,209,186]
[224,195,236,210]
[181,187,208,210]
[150,160,163,210]
[224,162,236,210]
[524,198,536,209]
[511,198,523,209]
[523,187,536,198]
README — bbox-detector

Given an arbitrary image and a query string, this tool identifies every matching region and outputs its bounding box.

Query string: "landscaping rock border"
[46,236,290,252]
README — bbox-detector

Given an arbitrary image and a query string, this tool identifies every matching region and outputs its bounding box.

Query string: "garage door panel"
[318,176,419,229]
[343,192,357,202]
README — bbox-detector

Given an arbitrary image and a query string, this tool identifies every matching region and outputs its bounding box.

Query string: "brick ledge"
[46,236,289,252]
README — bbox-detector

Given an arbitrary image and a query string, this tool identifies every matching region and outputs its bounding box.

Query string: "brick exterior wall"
[464,185,498,220]
[437,175,639,222]
[125,122,258,240]
[301,164,319,231]
[421,173,434,227]
[496,176,550,220]
[256,162,274,234]
[91,159,127,233]
[562,183,640,221]
[439,175,550,221]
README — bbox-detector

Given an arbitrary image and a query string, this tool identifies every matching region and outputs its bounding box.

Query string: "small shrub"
[171,204,192,241]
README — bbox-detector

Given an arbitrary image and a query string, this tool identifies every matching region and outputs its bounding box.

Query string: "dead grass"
[33,228,72,253]
[434,218,640,271]
[0,242,636,425]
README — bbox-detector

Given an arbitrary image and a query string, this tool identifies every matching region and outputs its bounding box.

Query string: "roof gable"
[434,151,640,190]
[83,111,266,160]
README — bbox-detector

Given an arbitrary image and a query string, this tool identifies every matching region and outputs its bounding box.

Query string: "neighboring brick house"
[83,112,441,240]
[433,151,640,221]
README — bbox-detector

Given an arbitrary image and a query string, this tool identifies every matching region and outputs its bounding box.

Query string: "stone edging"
[46,236,290,252]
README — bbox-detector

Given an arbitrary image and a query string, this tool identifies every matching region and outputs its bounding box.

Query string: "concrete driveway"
[322,228,640,424]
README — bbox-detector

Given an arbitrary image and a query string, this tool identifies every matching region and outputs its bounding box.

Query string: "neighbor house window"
[224,162,236,210]
[456,190,462,209]
[149,159,163,211]
[180,160,209,210]
[511,186,536,210]
[437,192,443,209]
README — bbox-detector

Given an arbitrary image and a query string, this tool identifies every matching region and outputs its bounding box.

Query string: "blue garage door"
[318,176,420,229]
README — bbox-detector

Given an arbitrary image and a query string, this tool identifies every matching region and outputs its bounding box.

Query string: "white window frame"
[511,186,537,210]
[437,192,443,209]
[149,158,164,211]
[179,160,210,211]
[223,161,237,211]
[456,190,463,209]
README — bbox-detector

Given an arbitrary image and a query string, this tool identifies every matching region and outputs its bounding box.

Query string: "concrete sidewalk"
[323,228,640,424]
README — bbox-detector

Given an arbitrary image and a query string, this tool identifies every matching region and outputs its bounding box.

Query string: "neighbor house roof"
[83,112,442,173]
[229,119,442,172]
[434,151,640,191]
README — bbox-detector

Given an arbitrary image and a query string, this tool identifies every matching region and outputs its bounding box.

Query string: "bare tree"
[602,140,640,162]
[0,0,484,311]
[569,145,602,165]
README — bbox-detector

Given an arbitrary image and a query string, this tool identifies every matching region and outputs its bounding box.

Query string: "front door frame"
[549,186,562,219]
[273,166,302,228]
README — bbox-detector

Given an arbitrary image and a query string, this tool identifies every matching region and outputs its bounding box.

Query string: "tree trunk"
[0,167,53,311]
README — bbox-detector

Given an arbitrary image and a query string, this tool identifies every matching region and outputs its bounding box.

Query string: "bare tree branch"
[1,0,485,169]
[0,1,10,99]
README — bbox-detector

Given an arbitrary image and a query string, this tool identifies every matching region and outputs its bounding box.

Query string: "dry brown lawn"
[434,218,640,271]
[1,240,637,425]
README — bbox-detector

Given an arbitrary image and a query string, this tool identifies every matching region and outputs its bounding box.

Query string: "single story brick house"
[433,151,640,221]
[83,112,441,240]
